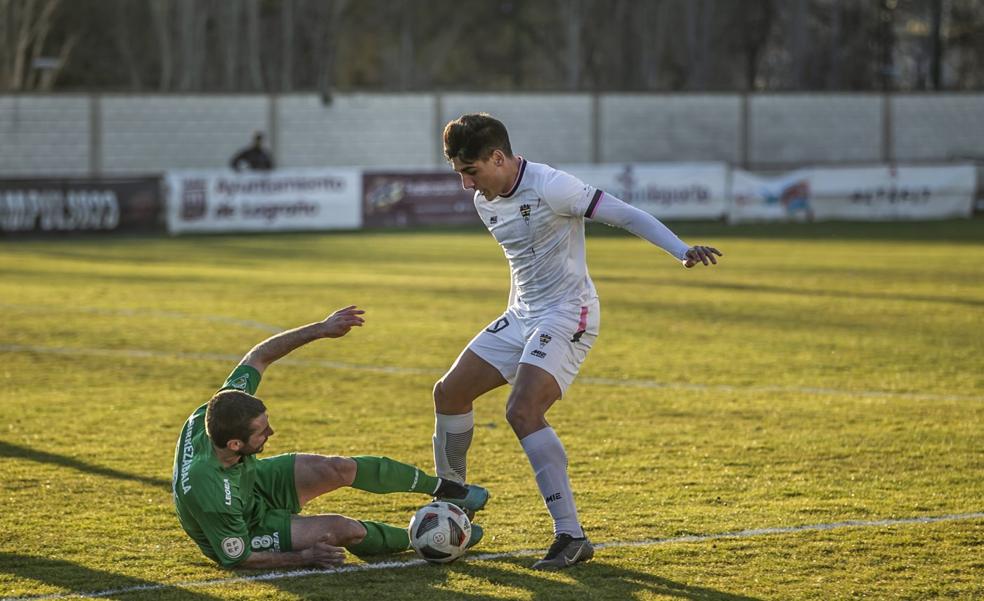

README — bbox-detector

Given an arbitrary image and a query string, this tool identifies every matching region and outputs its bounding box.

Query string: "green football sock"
[351,455,440,495]
[346,520,411,557]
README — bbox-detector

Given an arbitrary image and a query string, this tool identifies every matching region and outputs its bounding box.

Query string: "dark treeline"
[2,0,983,93]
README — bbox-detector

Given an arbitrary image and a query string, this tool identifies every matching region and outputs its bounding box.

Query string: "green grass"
[1,220,982,600]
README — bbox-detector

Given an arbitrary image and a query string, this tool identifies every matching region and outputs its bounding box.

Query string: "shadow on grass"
[588,218,984,243]
[595,274,984,309]
[0,553,224,600]
[263,554,764,601]
[0,440,170,490]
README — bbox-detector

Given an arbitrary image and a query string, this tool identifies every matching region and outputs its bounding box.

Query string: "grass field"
[1,220,982,600]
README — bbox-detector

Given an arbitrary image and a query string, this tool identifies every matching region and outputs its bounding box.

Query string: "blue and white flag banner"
[729,164,976,223]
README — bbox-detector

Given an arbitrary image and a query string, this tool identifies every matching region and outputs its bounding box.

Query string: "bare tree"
[10,0,984,93]
[149,0,173,90]
[280,0,294,91]
[113,0,144,89]
[245,0,263,90]
[0,0,76,91]
[216,1,242,91]
[928,0,943,89]
[176,0,207,91]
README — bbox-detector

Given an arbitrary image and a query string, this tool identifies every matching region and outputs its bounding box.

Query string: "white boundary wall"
[1,93,982,177]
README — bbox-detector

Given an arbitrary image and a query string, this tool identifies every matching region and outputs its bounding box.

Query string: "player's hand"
[683,245,722,268]
[302,539,347,568]
[320,305,366,338]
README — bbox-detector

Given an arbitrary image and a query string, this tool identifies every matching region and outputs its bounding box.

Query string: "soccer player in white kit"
[433,113,722,570]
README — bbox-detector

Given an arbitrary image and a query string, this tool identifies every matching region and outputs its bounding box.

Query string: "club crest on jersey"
[520,204,531,224]
[221,537,245,558]
[538,333,552,348]
[228,373,250,391]
[489,215,498,225]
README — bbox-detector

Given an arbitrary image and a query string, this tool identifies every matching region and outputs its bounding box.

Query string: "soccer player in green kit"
[173,305,489,568]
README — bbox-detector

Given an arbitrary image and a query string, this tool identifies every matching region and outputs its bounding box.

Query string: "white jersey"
[474,159,604,318]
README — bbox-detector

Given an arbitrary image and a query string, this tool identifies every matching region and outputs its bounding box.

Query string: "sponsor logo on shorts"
[538,333,552,348]
[251,532,281,552]
[222,537,245,558]
[530,349,547,358]
[486,317,510,333]
[223,478,232,506]
[489,215,498,225]
[571,330,585,343]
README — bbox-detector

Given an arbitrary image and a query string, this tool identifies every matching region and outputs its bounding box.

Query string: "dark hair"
[205,390,267,448]
[443,113,513,163]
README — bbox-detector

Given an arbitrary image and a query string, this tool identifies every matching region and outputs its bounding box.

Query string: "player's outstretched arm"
[240,305,365,375]
[236,541,346,569]
[589,193,722,268]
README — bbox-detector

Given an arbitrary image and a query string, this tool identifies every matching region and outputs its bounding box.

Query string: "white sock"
[433,411,474,484]
[520,427,584,538]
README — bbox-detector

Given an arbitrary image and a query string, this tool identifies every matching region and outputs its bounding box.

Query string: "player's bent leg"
[294,454,357,506]
[434,349,507,414]
[433,349,506,485]
[508,364,590,569]
[290,514,411,559]
[290,514,365,550]
[295,452,489,511]
[346,520,412,558]
[505,363,561,439]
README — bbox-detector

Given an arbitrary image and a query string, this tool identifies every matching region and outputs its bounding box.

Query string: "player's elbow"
[217,552,250,569]
[240,350,270,374]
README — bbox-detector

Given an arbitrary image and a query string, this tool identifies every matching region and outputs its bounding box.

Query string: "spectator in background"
[230,131,275,172]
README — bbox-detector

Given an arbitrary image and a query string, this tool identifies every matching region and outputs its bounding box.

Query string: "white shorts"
[466,300,601,396]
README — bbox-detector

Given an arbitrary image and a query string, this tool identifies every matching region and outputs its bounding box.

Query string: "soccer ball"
[408,501,472,563]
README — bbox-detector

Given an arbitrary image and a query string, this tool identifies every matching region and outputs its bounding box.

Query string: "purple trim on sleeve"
[585,189,603,218]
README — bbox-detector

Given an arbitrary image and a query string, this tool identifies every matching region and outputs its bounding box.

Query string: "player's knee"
[505,401,541,433]
[314,515,365,547]
[335,517,367,546]
[317,455,356,487]
[434,379,468,413]
[432,380,446,407]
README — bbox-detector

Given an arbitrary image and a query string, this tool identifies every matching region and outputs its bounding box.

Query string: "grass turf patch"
[1,220,981,599]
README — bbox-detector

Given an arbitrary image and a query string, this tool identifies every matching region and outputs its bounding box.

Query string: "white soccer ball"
[408,501,472,563]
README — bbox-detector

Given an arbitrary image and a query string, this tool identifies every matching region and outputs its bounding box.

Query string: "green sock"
[351,455,440,495]
[347,520,411,557]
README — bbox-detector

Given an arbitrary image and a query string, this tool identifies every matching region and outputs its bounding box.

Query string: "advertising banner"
[560,162,728,220]
[362,171,475,227]
[165,169,361,234]
[808,165,976,221]
[0,177,162,235]
[730,165,977,223]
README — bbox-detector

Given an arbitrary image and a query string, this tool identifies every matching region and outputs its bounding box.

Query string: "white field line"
[1,344,982,403]
[3,512,982,601]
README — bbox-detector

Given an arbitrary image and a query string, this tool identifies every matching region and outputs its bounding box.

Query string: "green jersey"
[172,365,263,567]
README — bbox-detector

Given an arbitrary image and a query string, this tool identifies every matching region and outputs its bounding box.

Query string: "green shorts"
[248,453,300,553]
